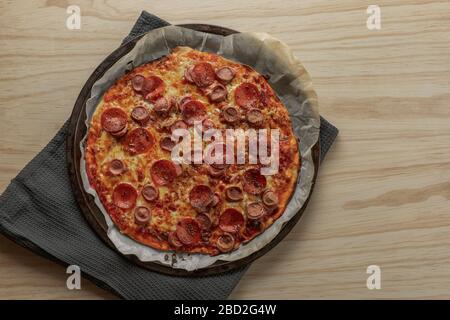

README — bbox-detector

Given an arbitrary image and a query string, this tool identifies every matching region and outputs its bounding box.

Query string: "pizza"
[85,46,300,256]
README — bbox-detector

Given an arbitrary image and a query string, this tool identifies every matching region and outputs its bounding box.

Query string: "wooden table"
[0,0,449,299]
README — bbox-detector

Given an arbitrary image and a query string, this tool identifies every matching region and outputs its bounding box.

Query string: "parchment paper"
[79,25,320,271]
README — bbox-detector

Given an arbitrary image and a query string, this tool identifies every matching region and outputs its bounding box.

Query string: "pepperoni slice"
[179,96,193,111]
[113,183,137,209]
[150,159,178,186]
[143,75,163,93]
[171,120,188,133]
[246,219,262,235]
[191,62,215,87]
[142,76,165,101]
[184,65,195,83]
[235,83,260,108]
[124,128,153,155]
[219,208,244,233]
[176,218,201,245]
[181,100,206,125]
[153,97,171,118]
[189,185,214,210]
[109,159,125,176]
[262,190,279,208]
[242,168,267,195]
[246,202,266,220]
[216,233,235,252]
[131,75,145,92]
[194,118,215,136]
[159,136,176,152]
[246,108,264,126]
[131,106,150,124]
[216,67,235,84]
[110,126,128,138]
[207,84,227,103]
[221,105,240,124]
[134,206,151,225]
[168,231,183,248]
[196,213,212,230]
[101,108,127,133]
[208,165,225,178]
[142,185,159,202]
[225,186,243,202]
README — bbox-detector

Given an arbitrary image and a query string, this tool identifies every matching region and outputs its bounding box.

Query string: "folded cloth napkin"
[0,11,338,300]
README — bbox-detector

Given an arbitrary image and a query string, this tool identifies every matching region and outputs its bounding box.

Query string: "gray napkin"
[0,11,338,300]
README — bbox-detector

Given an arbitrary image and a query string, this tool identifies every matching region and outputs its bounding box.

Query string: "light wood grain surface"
[0,0,449,299]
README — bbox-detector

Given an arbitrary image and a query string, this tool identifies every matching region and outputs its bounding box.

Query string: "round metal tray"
[66,24,320,276]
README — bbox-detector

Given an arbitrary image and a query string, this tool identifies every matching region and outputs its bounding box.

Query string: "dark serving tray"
[66,24,320,276]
